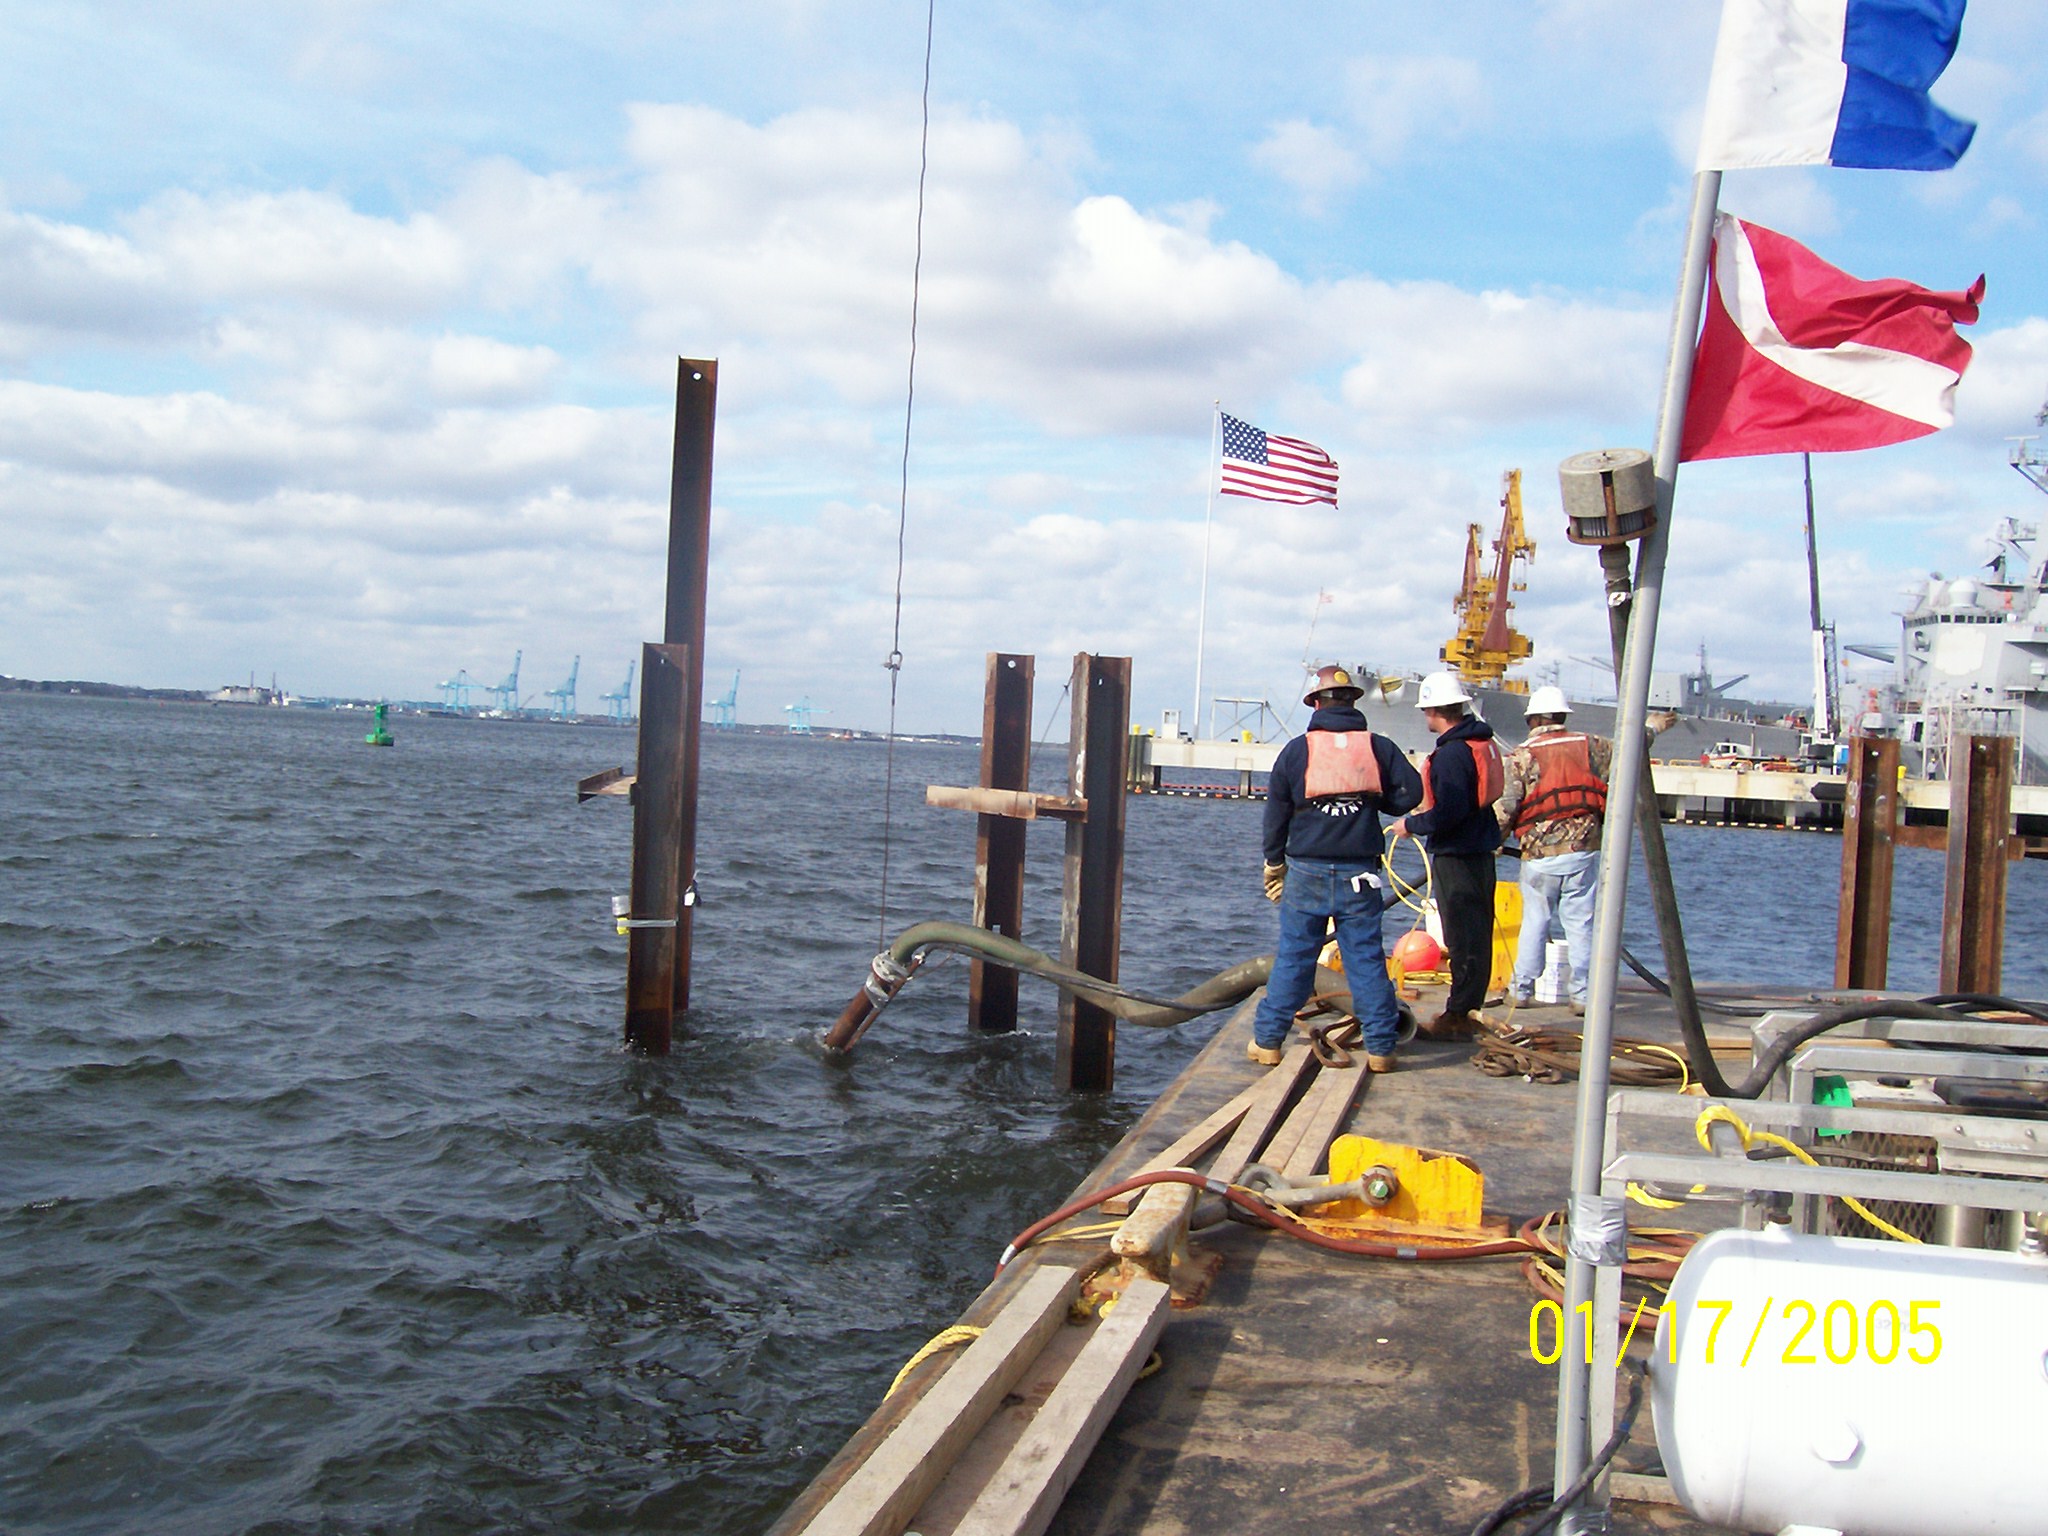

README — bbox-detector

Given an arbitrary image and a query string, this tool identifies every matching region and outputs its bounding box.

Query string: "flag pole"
[1191,403,1221,740]
[1551,167,1721,1533]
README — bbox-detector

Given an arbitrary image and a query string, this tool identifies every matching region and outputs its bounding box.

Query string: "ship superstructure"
[1876,441,2048,785]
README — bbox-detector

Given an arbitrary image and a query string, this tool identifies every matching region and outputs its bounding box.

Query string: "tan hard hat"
[1303,664,1366,706]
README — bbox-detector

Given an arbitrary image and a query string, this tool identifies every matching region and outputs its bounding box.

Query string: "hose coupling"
[864,951,915,1009]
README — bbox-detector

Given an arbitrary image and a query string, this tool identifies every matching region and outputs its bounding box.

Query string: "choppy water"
[3,694,2042,1535]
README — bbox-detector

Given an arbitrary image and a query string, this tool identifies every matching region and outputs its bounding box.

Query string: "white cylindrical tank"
[1652,1226,2048,1536]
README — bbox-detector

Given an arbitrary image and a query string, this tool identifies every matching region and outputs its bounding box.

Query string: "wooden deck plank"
[951,1279,1173,1536]
[801,1265,1081,1536]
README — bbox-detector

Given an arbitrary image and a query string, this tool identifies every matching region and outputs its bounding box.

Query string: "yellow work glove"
[1262,862,1286,902]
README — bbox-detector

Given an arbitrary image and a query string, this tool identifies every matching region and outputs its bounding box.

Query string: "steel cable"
[875,0,937,948]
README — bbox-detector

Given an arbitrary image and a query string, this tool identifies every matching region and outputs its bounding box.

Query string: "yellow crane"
[1440,468,1535,693]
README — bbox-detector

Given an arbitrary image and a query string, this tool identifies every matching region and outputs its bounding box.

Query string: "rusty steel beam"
[1940,732,2013,995]
[1835,735,1900,990]
[1058,654,1131,1093]
[970,653,1035,1034]
[625,643,692,1053]
[664,358,717,1014]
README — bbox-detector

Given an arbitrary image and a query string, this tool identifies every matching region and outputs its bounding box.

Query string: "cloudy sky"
[4,1,2046,733]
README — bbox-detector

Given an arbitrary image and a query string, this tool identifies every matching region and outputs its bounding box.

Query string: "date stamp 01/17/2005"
[1528,1297,1947,1367]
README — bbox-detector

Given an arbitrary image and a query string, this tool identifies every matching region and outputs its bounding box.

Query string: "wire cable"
[875,0,937,948]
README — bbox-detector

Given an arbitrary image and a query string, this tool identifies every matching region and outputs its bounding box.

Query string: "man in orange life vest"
[1252,664,1424,1071]
[1387,671,1504,1040]
[1494,685,1611,1014]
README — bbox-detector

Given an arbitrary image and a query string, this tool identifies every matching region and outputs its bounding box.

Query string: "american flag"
[1218,412,1338,505]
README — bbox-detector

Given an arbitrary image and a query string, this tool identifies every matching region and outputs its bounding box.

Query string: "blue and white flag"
[1696,0,1975,171]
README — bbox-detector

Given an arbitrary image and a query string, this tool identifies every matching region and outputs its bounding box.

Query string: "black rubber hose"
[1618,944,1777,1018]
[1920,992,2048,1024]
[1728,995,2048,1099]
[880,920,1274,1028]
[1466,1362,1646,1536]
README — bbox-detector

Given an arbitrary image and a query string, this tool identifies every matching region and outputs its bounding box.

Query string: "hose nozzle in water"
[821,919,1275,1055]
[824,952,921,1051]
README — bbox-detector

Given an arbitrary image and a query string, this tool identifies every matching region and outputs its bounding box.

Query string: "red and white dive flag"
[1681,213,1983,462]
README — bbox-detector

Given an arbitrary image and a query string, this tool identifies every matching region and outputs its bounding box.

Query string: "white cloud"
[1,81,2035,726]
[1249,120,1362,214]
[1715,170,1840,242]
[1341,55,1487,167]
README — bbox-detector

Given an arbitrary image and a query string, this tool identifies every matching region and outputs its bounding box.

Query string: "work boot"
[1246,1040,1284,1067]
[1417,1009,1481,1041]
[1366,1053,1397,1073]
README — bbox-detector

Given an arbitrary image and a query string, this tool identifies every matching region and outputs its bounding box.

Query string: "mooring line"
[877,0,937,948]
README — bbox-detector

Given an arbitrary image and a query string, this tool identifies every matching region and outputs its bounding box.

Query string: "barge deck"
[766,983,1784,1536]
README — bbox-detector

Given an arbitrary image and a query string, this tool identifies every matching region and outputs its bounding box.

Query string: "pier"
[1132,738,2048,854]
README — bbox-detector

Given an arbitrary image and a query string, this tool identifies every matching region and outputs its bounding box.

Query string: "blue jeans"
[1253,858,1401,1054]
[1515,849,1599,1002]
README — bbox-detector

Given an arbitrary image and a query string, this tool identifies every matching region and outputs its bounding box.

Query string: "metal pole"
[1803,453,1838,740]
[1191,405,1220,740]
[1058,653,1131,1092]
[664,358,717,1014]
[1836,735,1900,989]
[1940,732,2012,993]
[970,652,1035,1032]
[1597,545,1708,1077]
[625,642,692,1053]
[1553,170,1720,1531]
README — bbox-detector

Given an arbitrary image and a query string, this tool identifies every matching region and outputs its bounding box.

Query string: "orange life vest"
[1420,736,1504,813]
[1303,729,1383,799]
[1513,733,1607,830]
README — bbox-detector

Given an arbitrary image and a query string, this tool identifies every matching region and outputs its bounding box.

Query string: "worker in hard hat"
[1253,664,1424,1071]
[1495,685,1611,1014]
[1387,671,1504,1039]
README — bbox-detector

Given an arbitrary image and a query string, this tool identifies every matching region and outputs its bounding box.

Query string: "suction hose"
[824,920,1274,1052]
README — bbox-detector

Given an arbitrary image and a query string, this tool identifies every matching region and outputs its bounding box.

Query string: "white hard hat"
[1524,685,1571,717]
[1415,671,1473,710]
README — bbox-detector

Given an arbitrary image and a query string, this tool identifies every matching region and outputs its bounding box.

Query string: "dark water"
[2,694,2042,1535]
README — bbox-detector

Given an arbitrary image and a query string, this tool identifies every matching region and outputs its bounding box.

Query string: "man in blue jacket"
[1388,671,1504,1040]
[1253,664,1424,1071]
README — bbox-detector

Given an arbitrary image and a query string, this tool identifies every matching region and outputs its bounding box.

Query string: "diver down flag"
[1680,214,1983,462]
[1696,0,1975,171]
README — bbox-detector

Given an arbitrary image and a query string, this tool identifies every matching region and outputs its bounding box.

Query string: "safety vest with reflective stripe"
[1513,733,1606,830]
[1303,729,1383,800]
[1420,737,1504,812]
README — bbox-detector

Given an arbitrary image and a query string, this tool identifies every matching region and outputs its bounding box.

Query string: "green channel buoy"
[365,703,394,747]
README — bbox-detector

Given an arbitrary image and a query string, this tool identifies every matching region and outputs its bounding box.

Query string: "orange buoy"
[1391,930,1442,973]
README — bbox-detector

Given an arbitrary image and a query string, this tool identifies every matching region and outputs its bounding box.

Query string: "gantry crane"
[708,670,740,729]
[602,661,637,724]
[546,657,580,721]
[488,651,522,715]
[1440,469,1535,694]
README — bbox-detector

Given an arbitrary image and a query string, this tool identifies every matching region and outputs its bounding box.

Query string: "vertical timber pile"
[625,643,692,1052]
[664,358,717,1018]
[970,653,1035,1033]
[1058,654,1131,1092]
[1940,731,2013,994]
[1835,735,1900,990]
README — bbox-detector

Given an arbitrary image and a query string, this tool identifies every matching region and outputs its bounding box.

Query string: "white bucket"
[1533,938,1570,1003]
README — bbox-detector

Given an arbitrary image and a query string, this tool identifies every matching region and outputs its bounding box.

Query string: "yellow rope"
[1379,840,1434,917]
[1693,1104,1922,1245]
[1023,1218,1125,1246]
[885,1325,984,1398]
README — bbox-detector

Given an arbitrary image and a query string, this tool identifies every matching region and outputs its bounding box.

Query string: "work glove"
[1262,862,1286,902]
